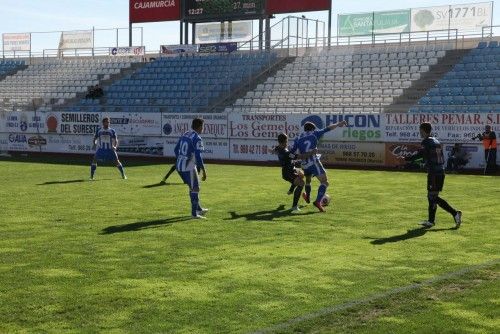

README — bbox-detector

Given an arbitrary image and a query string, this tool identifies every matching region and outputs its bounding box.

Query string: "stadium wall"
[0,111,498,169]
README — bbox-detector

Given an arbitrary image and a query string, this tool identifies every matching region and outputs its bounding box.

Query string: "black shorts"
[427,173,445,192]
[282,169,299,183]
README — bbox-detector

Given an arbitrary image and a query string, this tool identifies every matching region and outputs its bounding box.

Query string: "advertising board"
[129,0,181,23]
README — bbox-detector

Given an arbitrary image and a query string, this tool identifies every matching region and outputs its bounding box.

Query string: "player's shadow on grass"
[143,182,183,189]
[225,204,316,222]
[101,216,192,234]
[38,179,86,185]
[368,226,458,245]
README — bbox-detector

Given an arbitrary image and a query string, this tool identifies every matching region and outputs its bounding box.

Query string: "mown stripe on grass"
[251,259,499,334]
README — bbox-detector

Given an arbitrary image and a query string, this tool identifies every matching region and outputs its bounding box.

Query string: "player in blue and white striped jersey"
[174,118,208,219]
[90,117,126,180]
[290,120,347,212]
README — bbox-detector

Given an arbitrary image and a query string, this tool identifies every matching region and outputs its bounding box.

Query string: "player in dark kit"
[274,133,317,212]
[406,122,462,228]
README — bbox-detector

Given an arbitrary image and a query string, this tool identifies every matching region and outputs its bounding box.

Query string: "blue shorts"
[95,148,118,162]
[178,169,200,190]
[303,160,326,177]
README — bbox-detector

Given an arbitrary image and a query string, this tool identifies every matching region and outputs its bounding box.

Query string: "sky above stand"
[0,0,497,53]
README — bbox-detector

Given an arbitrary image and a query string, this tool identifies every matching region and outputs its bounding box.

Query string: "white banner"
[383,113,500,143]
[44,112,100,135]
[164,137,230,160]
[108,113,162,136]
[319,141,386,166]
[2,112,45,134]
[161,44,199,54]
[161,113,228,139]
[229,139,276,161]
[118,136,164,156]
[196,21,252,44]
[43,134,94,153]
[449,2,492,30]
[59,30,93,49]
[411,2,492,32]
[110,46,145,56]
[2,33,31,51]
[228,113,382,142]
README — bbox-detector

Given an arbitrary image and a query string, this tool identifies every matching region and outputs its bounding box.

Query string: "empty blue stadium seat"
[477,42,488,49]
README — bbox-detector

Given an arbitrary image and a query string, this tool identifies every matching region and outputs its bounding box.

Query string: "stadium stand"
[226,43,457,114]
[0,58,139,111]
[1,40,497,116]
[81,52,278,114]
[411,41,500,113]
[0,60,25,77]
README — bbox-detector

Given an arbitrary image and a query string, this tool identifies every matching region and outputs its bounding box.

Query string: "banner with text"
[198,42,237,53]
[227,113,383,142]
[129,0,181,23]
[2,112,45,134]
[110,46,145,56]
[161,113,228,139]
[118,136,164,156]
[338,13,373,36]
[164,137,230,160]
[319,142,386,166]
[411,2,492,32]
[44,112,100,135]
[196,21,252,43]
[2,33,31,51]
[108,113,162,136]
[383,113,500,143]
[374,10,411,34]
[161,44,199,54]
[59,30,93,49]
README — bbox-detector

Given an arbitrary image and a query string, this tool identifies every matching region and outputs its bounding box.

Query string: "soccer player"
[174,118,208,219]
[405,122,462,228]
[290,120,347,212]
[274,133,318,212]
[90,117,126,180]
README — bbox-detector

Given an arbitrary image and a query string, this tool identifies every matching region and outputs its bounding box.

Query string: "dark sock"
[316,184,327,203]
[288,183,296,194]
[90,164,96,178]
[436,197,457,216]
[117,164,125,177]
[428,198,437,223]
[293,186,303,207]
[190,192,199,217]
[305,184,311,197]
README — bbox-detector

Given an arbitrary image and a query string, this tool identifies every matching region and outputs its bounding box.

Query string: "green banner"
[374,10,411,34]
[338,13,373,36]
[339,10,411,36]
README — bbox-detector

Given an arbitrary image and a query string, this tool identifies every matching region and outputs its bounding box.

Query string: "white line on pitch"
[250,259,499,334]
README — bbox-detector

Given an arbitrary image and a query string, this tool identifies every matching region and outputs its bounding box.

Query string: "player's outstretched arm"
[327,120,348,131]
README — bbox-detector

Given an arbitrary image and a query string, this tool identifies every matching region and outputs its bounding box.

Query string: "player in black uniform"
[406,122,462,228]
[274,133,317,212]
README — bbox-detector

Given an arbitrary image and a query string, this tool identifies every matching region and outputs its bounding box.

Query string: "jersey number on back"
[179,141,189,156]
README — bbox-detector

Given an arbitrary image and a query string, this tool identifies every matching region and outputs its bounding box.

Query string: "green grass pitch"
[0,157,498,333]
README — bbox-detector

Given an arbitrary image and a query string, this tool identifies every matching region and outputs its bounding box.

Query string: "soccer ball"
[321,194,331,206]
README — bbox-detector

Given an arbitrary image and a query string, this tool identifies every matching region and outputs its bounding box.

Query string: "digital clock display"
[185,0,265,22]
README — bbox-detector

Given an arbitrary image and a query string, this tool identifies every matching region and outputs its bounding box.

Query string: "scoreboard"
[185,0,266,22]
